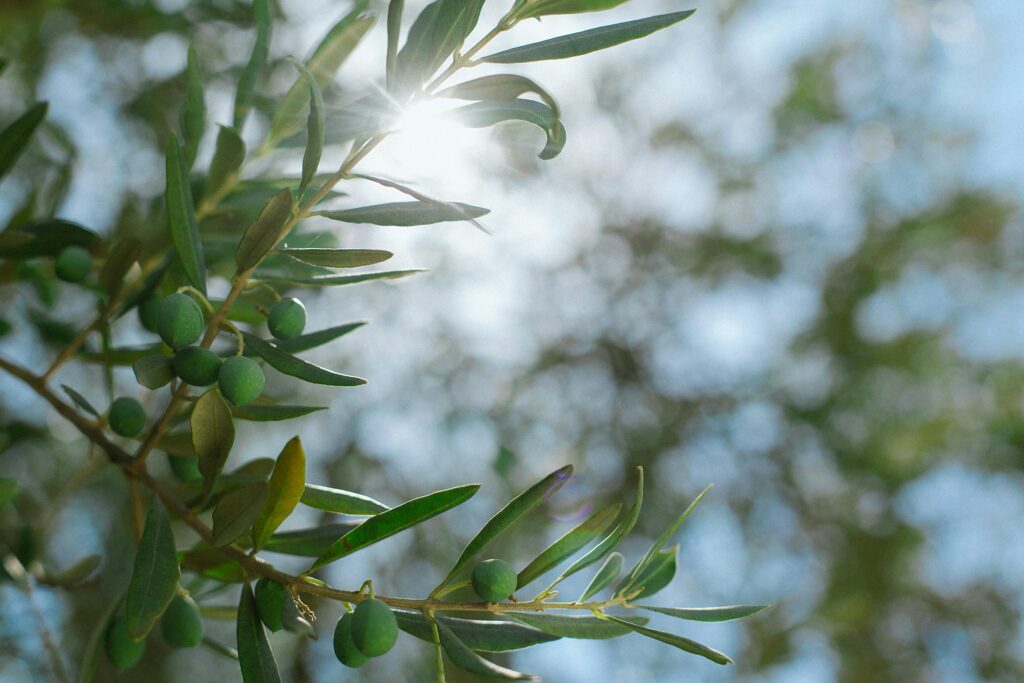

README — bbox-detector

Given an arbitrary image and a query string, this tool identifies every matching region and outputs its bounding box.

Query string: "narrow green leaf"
[395,0,485,93]
[603,615,732,666]
[310,483,479,570]
[277,248,392,268]
[0,102,47,181]
[435,621,537,680]
[285,58,324,195]
[233,0,271,130]
[61,385,99,417]
[242,332,366,386]
[250,436,306,550]
[235,188,295,272]
[507,613,647,639]
[549,467,643,587]
[267,321,366,353]
[618,484,711,596]
[395,610,558,652]
[434,465,573,595]
[516,0,629,19]
[578,551,623,601]
[212,481,270,546]
[637,604,771,623]
[267,4,374,146]
[619,546,675,600]
[236,582,281,682]
[262,523,357,556]
[517,503,620,589]
[319,201,489,226]
[481,10,696,64]
[301,483,390,515]
[99,237,142,298]
[191,388,236,500]
[77,592,123,683]
[205,126,246,204]
[41,554,102,587]
[452,99,566,160]
[82,344,163,365]
[0,219,99,258]
[257,269,424,288]
[165,133,206,294]
[125,501,180,640]
[386,0,404,91]
[438,74,561,121]
[231,404,327,422]
[182,43,206,170]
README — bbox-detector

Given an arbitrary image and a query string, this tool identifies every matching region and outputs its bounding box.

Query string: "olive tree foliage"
[0,1,769,680]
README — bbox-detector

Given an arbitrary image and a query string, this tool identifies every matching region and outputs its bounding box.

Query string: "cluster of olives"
[53,245,92,283]
[105,592,203,671]
[333,598,399,668]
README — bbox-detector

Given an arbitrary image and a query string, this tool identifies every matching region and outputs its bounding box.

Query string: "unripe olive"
[138,296,161,333]
[167,454,201,483]
[160,593,203,648]
[55,245,91,283]
[132,354,174,390]
[471,559,517,603]
[157,293,204,349]
[173,346,222,386]
[108,397,146,437]
[267,297,306,340]
[351,598,398,657]
[333,611,369,668]
[254,578,286,632]
[218,356,265,406]
[105,608,145,671]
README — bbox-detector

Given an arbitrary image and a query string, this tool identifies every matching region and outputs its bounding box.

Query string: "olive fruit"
[351,598,398,657]
[132,354,174,390]
[167,454,201,483]
[160,593,203,648]
[173,346,222,386]
[333,611,369,668]
[105,608,145,671]
[471,559,517,603]
[267,297,306,340]
[55,245,91,283]
[137,296,161,333]
[108,397,146,437]
[157,293,204,349]
[218,356,265,406]
[254,578,286,632]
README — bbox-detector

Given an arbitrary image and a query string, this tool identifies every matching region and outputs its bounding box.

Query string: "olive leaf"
[452,99,566,160]
[618,545,675,600]
[481,10,697,64]
[433,465,573,596]
[182,43,206,170]
[516,0,629,19]
[262,523,357,556]
[394,0,485,93]
[204,126,246,205]
[236,582,281,682]
[99,237,142,298]
[386,0,404,90]
[0,101,47,181]
[242,332,366,386]
[61,384,99,417]
[77,592,124,683]
[437,74,561,122]
[277,248,392,268]
[285,58,324,195]
[318,201,489,226]
[231,404,327,422]
[233,0,271,130]
[212,481,270,546]
[578,551,623,601]
[310,483,479,570]
[125,501,180,640]
[507,613,647,639]
[516,503,621,589]
[191,388,236,500]
[0,218,99,258]
[165,133,207,294]
[636,604,771,623]
[40,553,102,588]
[250,436,306,550]
[301,483,390,515]
[235,188,295,272]
[602,616,732,666]
[256,269,424,288]
[435,620,538,681]
[395,610,558,652]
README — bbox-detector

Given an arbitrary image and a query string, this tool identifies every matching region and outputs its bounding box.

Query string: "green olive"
[267,297,307,340]
[172,346,222,386]
[108,397,146,437]
[156,293,204,349]
[471,559,517,603]
[351,598,398,657]
[105,608,145,671]
[132,354,174,390]
[137,296,161,333]
[55,245,91,283]
[167,454,201,483]
[218,356,265,406]
[333,611,369,668]
[160,593,203,648]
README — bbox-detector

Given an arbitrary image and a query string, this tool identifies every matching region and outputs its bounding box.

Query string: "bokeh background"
[2,0,1024,681]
